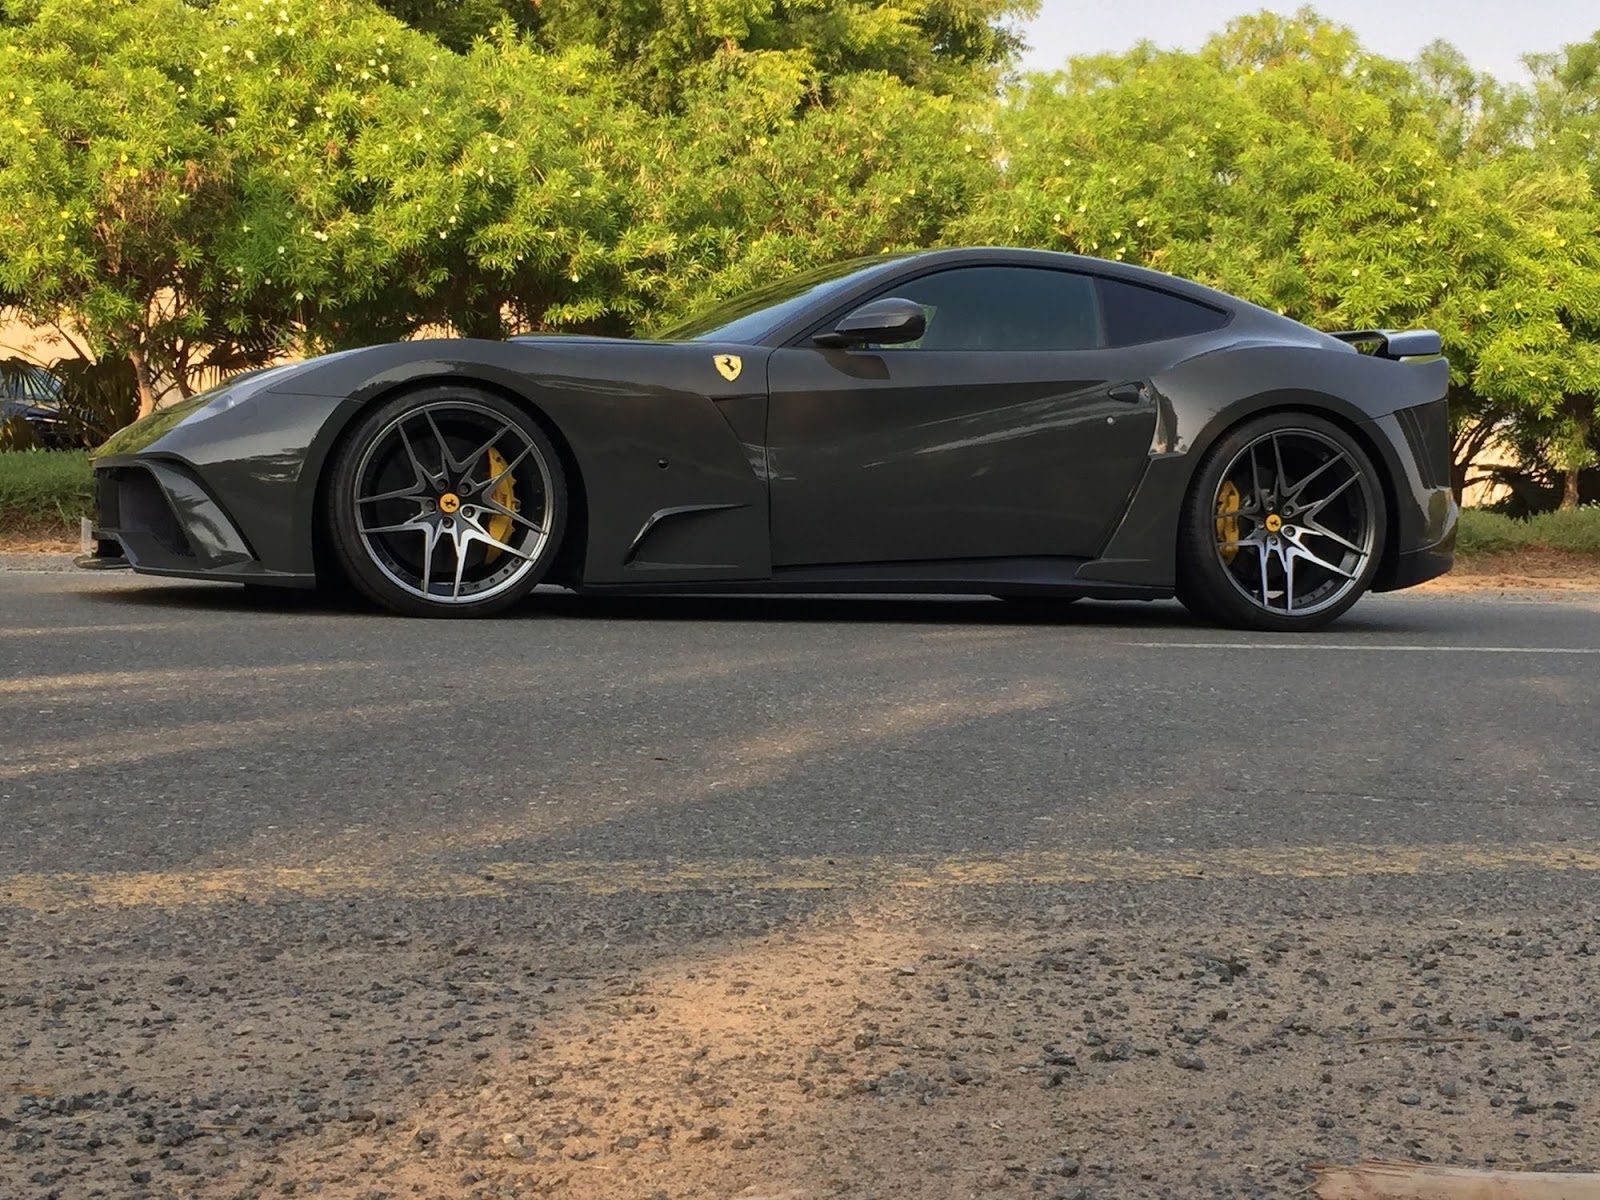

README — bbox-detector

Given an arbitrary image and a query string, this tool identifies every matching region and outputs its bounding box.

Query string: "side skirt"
[576,556,1173,601]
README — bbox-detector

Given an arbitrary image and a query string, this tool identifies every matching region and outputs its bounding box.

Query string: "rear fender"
[1082,344,1449,588]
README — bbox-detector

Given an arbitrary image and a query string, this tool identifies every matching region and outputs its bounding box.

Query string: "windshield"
[649,255,907,343]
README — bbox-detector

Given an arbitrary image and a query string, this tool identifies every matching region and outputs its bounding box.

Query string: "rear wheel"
[326,387,566,617]
[1176,413,1385,632]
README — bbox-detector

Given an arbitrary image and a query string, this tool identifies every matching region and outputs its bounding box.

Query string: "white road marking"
[1122,642,1600,654]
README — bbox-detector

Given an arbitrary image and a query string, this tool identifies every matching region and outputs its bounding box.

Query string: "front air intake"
[106,468,194,559]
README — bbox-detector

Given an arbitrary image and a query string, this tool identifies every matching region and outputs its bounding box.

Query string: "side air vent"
[1394,399,1451,491]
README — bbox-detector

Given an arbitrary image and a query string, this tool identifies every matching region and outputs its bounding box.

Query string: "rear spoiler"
[1328,329,1443,359]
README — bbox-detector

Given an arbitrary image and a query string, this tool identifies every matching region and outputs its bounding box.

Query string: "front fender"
[115,339,775,583]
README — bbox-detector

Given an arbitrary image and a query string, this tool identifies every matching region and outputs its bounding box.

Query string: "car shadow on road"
[80,580,1442,632]
[523,591,1443,634]
[85,581,1212,628]
[526,590,1205,628]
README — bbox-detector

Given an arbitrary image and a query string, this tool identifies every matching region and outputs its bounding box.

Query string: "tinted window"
[875,267,1103,352]
[650,255,906,343]
[1097,277,1227,346]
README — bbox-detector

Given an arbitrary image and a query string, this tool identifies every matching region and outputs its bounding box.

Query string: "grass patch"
[0,449,93,540]
[1456,506,1600,557]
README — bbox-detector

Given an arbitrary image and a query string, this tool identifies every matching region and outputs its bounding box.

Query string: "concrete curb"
[0,551,80,572]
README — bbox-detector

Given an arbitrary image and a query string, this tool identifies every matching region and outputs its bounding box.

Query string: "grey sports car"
[83,247,1456,629]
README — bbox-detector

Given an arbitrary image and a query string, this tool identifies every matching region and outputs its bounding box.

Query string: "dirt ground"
[1417,550,1600,594]
[4,884,1598,1200]
[1,536,79,555]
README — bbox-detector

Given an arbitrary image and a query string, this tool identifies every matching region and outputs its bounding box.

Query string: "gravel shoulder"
[6,875,1599,1200]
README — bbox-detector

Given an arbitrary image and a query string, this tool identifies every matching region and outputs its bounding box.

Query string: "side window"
[1097,277,1228,346]
[874,267,1104,352]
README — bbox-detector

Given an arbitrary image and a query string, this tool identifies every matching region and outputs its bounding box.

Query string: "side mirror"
[813,297,926,348]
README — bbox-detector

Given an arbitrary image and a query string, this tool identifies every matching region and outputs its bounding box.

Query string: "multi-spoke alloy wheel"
[326,388,566,617]
[1178,413,1386,631]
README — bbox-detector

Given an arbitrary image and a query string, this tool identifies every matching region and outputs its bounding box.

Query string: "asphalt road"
[3,568,1599,1199]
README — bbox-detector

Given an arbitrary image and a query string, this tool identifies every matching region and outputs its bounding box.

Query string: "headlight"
[94,354,345,458]
[182,349,363,426]
[181,362,305,426]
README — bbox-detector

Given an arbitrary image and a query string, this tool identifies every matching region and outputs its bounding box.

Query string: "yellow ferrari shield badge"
[713,354,743,382]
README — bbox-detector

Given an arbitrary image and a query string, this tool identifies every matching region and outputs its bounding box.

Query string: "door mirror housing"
[813,297,926,348]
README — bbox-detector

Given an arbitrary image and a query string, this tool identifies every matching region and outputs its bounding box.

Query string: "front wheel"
[1176,413,1386,632]
[326,387,567,617]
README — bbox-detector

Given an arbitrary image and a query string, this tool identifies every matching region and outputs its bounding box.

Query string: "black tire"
[1176,412,1386,632]
[325,386,567,618]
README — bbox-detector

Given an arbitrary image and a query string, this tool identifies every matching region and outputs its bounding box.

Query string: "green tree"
[0,0,652,410]
[370,0,536,52]
[952,16,1453,326]
[525,0,1034,110]
[641,59,992,322]
[0,0,265,415]
[1521,31,1600,508]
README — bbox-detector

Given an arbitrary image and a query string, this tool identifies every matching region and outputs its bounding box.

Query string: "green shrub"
[0,450,93,539]
[1457,506,1600,556]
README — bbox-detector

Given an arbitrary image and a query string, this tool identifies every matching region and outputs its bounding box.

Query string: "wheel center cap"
[438,492,461,514]
[1264,512,1283,534]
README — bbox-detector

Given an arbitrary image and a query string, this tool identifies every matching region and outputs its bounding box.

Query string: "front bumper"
[79,384,353,587]
[83,458,315,588]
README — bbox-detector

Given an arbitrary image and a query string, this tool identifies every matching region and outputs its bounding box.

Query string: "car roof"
[885,246,1246,311]
[752,245,1324,348]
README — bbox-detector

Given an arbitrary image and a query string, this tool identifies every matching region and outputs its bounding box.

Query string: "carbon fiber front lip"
[85,460,317,588]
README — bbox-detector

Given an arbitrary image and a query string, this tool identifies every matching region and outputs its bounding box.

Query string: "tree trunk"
[128,344,156,420]
[1559,406,1593,512]
[173,340,193,399]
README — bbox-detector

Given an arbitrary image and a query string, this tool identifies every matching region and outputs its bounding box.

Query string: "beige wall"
[0,317,74,365]
[1463,437,1516,510]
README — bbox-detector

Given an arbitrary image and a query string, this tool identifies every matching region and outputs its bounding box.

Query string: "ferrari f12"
[84,248,1456,629]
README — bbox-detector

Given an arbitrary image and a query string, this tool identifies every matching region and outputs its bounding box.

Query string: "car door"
[765,265,1162,568]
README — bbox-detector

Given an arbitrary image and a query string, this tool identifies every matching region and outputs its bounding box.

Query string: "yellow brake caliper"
[482,447,519,565]
[1215,480,1242,564]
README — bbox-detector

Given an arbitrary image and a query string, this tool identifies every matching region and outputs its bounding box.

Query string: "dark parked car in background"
[0,361,69,448]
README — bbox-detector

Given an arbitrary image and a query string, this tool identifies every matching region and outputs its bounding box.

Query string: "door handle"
[1107,383,1145,404]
